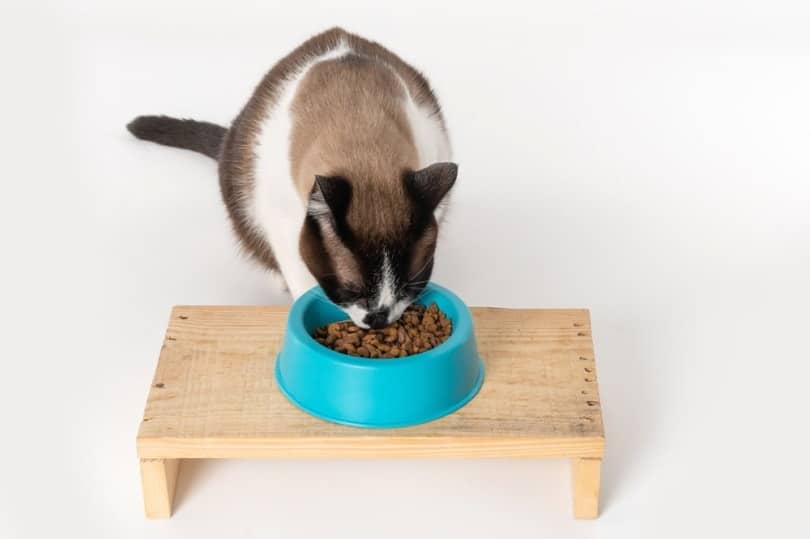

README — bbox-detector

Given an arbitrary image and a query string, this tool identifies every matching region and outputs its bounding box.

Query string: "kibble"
[312,303,452,358]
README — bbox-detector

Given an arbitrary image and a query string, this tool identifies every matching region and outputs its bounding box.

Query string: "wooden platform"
[137,306,605,519]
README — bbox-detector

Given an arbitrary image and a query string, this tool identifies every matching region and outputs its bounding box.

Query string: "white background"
[1,1,809,537]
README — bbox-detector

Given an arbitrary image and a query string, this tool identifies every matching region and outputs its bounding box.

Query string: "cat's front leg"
[268,223,317,299]
[254,201,317,300]
[280,259,317,299]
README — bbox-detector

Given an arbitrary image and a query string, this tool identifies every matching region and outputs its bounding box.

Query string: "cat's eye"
[335,287,367,307]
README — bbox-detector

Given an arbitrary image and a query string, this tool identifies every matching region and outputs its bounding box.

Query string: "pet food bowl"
[275,282,485,428]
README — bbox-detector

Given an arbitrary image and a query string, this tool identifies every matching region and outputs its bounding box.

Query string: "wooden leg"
[140,458,180,519]
[571,457,601,519]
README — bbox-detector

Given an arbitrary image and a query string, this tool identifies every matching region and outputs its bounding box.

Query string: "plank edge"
[137,435,605,459]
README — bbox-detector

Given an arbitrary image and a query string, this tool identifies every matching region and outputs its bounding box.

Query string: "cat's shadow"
[172,459,216,514]
[594,315,660,514]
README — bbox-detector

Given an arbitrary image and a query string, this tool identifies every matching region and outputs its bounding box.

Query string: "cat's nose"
[363,309,389,329]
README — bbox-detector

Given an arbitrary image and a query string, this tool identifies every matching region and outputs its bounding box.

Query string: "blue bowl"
[275,283,485,428]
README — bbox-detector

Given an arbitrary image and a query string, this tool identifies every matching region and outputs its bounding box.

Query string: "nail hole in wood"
[154,383,164,389]
[586,401,598,407]
[178,315,188,320]
[584,378,593,382]
[584,367,593,373]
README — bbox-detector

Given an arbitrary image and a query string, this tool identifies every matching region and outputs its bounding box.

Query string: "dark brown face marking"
[300,164,458,321]
[408,221,438,282]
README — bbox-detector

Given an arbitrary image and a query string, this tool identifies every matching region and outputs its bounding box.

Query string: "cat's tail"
[126,115,226,160]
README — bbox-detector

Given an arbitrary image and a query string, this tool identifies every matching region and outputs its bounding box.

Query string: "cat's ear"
[404,162,458,211]
[309,175,352,220]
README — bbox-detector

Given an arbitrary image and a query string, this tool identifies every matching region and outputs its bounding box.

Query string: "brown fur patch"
[318,222,364,287]
[408,221,438,279]
[290,54,417,193]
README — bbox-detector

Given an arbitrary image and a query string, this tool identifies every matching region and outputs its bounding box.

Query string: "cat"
[127,27,456,329]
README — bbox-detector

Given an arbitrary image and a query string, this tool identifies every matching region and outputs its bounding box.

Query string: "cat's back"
[220,28,447,193]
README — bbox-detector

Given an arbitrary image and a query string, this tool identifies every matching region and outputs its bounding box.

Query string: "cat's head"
[300,162,457,329]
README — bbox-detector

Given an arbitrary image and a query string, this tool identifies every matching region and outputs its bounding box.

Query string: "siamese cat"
[128,27,456,329]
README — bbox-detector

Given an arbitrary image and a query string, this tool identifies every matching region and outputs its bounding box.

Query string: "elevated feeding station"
[137,305,605,519]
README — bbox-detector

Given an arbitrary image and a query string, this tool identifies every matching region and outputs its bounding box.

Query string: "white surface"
[2,1,809,537]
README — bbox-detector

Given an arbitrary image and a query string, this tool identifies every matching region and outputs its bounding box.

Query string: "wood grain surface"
[137,306,604,459]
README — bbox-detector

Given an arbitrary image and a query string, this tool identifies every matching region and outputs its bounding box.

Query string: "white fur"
[401,97,452,168]
[398,79,453,222]
[377,251,396,310]
[387,298,411,325]
[343,304,370,328]
[250,40,351,299]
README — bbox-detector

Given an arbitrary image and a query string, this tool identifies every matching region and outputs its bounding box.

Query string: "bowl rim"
[286,282,473,368]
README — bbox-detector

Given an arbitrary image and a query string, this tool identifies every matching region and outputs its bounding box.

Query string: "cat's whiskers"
[408,255,435,282]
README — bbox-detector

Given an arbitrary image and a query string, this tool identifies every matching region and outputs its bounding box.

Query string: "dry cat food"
[313,303,452,358]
